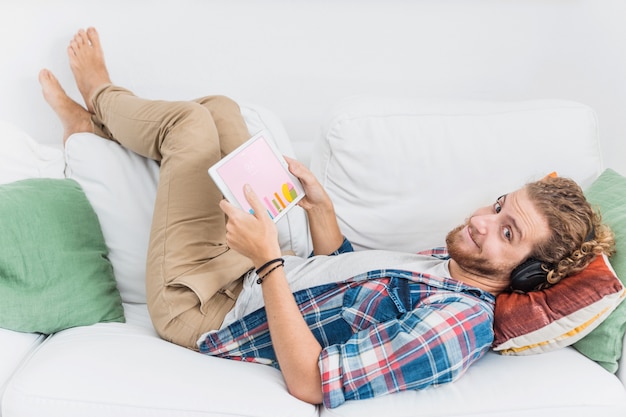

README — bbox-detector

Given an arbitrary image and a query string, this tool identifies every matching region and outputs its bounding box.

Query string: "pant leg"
[91,86,254,349]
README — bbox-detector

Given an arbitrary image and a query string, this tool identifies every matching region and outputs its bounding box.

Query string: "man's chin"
[445,224,465,249]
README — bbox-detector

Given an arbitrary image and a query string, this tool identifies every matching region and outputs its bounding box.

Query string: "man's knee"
[212,95,240,110]
[197,95,242,118]
[172,101,213,130]
[158,101,219,150]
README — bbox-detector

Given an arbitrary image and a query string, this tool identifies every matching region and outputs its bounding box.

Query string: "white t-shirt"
[221,250,450,329]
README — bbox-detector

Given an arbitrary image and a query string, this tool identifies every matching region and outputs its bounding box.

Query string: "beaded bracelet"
[256,259,285,284]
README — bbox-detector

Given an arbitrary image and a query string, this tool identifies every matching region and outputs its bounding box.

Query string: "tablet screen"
[209,131,305,222]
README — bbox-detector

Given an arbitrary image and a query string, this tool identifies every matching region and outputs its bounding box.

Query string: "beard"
[445,223,512,280]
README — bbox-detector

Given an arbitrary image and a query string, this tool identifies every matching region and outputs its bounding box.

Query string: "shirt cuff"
[309,236,354,258]
[318,345,346,408]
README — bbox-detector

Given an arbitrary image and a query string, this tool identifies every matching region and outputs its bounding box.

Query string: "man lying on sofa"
[39,27,614,409]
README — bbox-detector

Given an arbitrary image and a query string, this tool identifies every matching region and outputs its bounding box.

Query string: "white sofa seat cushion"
[2,305,318,417]
[319,348,626,417]
[0,329,45,401]
[310,96,603,253]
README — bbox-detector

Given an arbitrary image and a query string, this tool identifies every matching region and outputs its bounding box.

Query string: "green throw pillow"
[574,168,626,372]
[0,178,125,334]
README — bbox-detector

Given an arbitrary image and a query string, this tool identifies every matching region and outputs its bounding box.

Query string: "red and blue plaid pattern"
[199,263,495,408]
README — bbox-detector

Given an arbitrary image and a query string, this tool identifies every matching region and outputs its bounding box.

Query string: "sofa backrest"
[310,96,603,253]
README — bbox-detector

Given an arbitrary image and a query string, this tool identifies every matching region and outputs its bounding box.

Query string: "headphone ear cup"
[509,259,548,293]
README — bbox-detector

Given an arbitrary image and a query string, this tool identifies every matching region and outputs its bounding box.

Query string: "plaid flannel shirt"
[198,246,495,408]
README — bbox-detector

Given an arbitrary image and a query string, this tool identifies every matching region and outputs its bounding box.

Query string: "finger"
[219,198,239,217]
[243,184,269,220]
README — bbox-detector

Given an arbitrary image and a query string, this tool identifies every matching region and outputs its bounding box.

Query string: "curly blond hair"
[525,176,615,286]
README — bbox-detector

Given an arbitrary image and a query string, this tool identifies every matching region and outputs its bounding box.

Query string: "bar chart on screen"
[261,182,300,219]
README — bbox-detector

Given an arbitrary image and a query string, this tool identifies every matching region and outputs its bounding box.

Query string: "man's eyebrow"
[499,194,523,241]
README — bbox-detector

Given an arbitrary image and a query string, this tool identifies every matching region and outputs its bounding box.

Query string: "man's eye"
[504,228,512,241]
[494,202,502,213]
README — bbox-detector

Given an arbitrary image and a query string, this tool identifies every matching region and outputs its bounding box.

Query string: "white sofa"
[2,94,626,417]
[2,1,626,415]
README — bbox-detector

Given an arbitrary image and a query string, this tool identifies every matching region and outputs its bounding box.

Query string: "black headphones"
[509,259,551,293]
[509,226,595,293]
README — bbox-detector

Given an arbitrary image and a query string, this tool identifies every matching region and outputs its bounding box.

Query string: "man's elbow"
[287,384,323,405]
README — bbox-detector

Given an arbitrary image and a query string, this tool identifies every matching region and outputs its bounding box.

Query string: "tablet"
[208,131,305,223]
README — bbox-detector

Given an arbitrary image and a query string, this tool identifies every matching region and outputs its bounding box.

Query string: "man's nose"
[470,214,494,235]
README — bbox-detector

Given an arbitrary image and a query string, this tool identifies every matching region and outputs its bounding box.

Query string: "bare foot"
[67,27,111,113]
[38,69,93,144]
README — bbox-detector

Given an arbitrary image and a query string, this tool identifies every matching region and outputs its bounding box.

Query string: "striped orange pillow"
[493,254,625,355]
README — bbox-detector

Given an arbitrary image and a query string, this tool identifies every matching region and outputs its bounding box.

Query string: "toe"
[74,29,87,47]
[38,68,57,88]
[38,68,49,83]
[86,27,100,48]
[68,40,78,57]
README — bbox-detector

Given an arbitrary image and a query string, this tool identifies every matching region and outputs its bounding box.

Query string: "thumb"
[219,198,236,216]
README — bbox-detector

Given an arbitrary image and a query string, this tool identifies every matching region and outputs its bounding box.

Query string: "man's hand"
[285,156,333,213]
[219,184,282,267]
[285,156,344,255]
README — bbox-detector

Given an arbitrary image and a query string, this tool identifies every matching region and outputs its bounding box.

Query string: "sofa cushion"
[64,133,160,304]
[318,348,626,417]
[0,178,125,334]
[65,104,310,304]
[2,308,318,417]
[573,168,626,372]
[0,120,64,185]
[310,96,602,253]
[493,253,625,354]
[0,329,45,401]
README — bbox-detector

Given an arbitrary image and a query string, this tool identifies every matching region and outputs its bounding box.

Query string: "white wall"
[1,0,625,174]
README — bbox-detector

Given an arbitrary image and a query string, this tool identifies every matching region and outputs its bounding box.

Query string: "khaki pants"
[91,85,254,350]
